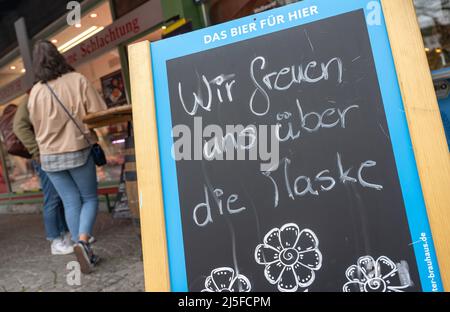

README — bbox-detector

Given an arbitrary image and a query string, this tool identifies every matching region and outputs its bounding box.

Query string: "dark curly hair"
[32,40,74,83]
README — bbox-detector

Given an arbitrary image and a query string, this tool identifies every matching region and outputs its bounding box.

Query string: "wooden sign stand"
[380,0,450,290]
[128,42,171,291]
[129,0,450,292]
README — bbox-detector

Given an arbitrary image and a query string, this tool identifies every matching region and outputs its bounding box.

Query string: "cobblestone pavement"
[0,212,144,292]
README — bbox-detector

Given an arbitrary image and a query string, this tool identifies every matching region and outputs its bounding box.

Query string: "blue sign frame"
[150,0,443,291]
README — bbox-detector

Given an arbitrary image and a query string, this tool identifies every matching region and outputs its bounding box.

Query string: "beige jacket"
[28,72,107,155]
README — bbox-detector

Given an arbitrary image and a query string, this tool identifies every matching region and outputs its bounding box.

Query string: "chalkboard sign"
[132,0,445,292]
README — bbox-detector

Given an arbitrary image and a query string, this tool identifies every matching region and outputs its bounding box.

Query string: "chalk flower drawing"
[343,256,410,292]
[255,223,322,292]
[202,267,252,292]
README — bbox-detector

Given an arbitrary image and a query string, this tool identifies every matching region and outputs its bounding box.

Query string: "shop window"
[0,163,8,194]
[0,95,39,194]
[415,0,450,71]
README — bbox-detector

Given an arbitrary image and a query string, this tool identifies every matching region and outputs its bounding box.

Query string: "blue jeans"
[46,155,99,243]
[33,161,68,240]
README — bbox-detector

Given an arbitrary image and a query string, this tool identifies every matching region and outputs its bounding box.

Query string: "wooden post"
[381,0,450,290]
[128,41,171,292]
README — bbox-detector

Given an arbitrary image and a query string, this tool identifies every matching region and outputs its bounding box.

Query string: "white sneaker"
[51,238,74,255]
[62,232,74,247]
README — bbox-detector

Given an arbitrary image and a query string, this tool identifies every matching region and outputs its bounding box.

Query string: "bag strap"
[45,83,92,146]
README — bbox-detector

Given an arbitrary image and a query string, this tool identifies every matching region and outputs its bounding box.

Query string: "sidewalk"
[0,212,144,292]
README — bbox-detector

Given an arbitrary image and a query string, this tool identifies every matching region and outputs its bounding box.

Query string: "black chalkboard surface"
[164,9,421,292]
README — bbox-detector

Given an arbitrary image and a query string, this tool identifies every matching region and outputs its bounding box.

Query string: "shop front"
[414,0,450,149]
[0,0,204,212]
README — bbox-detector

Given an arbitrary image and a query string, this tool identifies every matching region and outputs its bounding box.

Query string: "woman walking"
[28,40,107,273]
